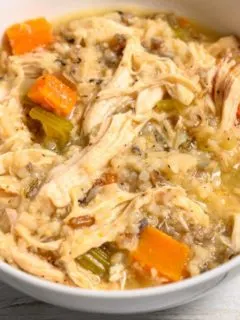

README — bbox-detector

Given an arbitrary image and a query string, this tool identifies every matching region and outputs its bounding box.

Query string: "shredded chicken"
[38,112,142,208]
[232,214,240,252]
[208,36,240,57]
[68,16,142,45]
[15,224,62,251]
[9,51,60,79]
[11,248,65,282]
[188,245,213,276]
[173,196,210,227]
[213,57,240,131]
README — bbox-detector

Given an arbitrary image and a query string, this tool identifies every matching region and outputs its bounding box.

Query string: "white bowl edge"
[1,0,240,313]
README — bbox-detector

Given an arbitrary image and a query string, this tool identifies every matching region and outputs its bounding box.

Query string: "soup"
[0,9,239,290]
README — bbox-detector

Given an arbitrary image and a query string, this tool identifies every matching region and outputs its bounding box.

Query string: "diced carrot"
[28,74,77,117]
[132,226,190,282]
[178,17,190,28]
[94,172,118,186]
[6,17,53,55]
[237,106,240,119]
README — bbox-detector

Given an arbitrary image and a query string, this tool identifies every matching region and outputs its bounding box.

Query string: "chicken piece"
[143,19,174,47]
[11,248,65,283]
[61,202,128,260]
[62,185,185,260]
[0,81,10,103]
[65,46,104,91]
[151,118,177,149]
[231,214,240,252]
[0,231,16,263]
[80,115,142,174]
[0,176,21,195]
[65,183,136,222]
[213,57,235,108]
[0,60,35,148]
[83,37,198,139]
[9,51,60,79]
[0,98,31,147]
[83,96,132,142]
[82,37,141,136]
[16,212,38,232]
[72,46,102,81]
[165,153,197,174]
[0,149,60,176]
[173,196,210,227]
[147,150,197,174]
[133,51,200,105]
[170,84,195,106]
[213,57,240,131]
[188,42,216,70]
[188,245,212,276]
[68,16,142,45]
[65,260,100,289]
[0,208,17,233]
[0,133,32,155]
[135,87,164,119]
[208,36,240,57]
[14,224,62,251]
[221,63,240,130]
[38,112,143,208]
[62,187,151,260]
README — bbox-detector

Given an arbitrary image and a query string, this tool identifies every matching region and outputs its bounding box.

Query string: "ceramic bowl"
[0,0,240,313]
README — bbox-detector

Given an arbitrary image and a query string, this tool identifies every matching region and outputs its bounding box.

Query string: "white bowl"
[1,0,240,314]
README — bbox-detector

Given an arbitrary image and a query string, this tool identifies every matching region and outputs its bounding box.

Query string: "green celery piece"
[78,253,107,276]
[174,27,191,41]
[156,99,186,112]
[166,13,201,41]
[77,244,116,277]
[29,107,73,149]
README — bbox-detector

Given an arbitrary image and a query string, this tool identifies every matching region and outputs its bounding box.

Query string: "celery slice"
[29,107,73,150]
[166,13,202,42]
[174,27,191,41]
[156,99,186,112]
[76,243,116,277]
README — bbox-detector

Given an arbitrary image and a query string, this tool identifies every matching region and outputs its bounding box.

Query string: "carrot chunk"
[132,226,190,282]
[237,106,240,119]
[28,74,77,117]
[178,17,190,28]
[6,17,53,55]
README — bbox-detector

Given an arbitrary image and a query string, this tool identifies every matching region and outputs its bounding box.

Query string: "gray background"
[1,276,240,320]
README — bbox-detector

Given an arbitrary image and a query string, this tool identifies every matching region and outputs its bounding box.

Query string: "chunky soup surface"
[0,9,240,290]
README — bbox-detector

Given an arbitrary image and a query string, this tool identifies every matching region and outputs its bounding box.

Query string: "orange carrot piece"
[178,17,190,28]
[132,226,190,282]
[6,17,53,55]
[28,74,77,117]
[237,106,240,119]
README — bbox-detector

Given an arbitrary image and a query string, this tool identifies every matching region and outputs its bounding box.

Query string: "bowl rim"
[0,0,240,300]
[0,254,239,298]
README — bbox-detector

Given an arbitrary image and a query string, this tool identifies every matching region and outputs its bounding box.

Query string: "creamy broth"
[0,8,239,290]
